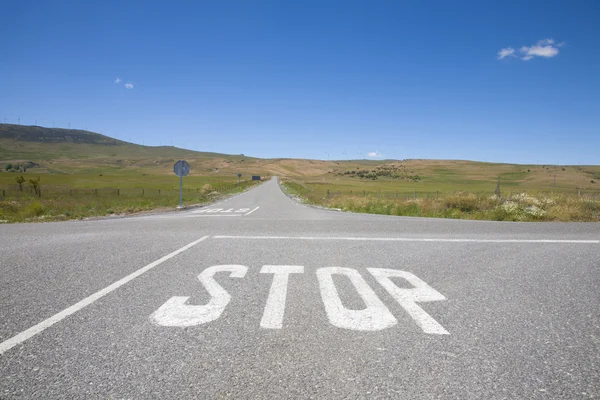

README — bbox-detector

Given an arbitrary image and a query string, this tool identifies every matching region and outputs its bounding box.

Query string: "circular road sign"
[237,173,242,178]
[174,160,190,177]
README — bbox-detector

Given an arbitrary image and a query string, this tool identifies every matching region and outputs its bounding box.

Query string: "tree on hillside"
[15,175,25,191]
[29,177,41,195]
[4,163,12,171]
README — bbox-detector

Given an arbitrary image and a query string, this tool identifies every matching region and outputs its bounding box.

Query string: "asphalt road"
[1,178,599,399]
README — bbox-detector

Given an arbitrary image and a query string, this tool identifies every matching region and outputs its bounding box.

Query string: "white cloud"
[520,44,559,58]
[114,77,121,83]
[124,83,134,89]
[367,151,382,158]
[497,47,515,60]
[498,39,561,61]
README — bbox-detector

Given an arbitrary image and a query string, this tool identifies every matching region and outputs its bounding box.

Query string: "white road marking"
[151,265,247,327]
[213,236,599,244]
[368,269,449,335]
[259,265,304,329]
[244,206,260,216]
[317,267,397,331]
[0,236,210,355]
[191,214,242,217]
[193,207,254,215]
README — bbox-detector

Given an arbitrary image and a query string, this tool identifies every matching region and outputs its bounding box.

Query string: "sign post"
[173,160,190,208]
[237,173,241,184]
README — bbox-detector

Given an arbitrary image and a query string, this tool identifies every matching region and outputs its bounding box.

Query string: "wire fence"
[0,181,255,201]
[324,188,600,200]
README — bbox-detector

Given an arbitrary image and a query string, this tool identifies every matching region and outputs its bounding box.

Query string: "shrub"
[443,192,479,212]
[25,201,45,217]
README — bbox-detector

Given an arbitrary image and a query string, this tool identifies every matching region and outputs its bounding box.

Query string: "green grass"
[0,179,260,223]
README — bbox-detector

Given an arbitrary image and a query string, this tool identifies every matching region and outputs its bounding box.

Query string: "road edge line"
[0,235,211,355]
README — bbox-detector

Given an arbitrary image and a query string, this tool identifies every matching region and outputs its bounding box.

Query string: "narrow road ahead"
[1,178,598,399]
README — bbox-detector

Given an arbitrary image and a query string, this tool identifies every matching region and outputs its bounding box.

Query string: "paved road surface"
[1,178,599,399]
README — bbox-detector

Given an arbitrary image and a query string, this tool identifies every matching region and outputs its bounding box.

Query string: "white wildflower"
[524,205,547,217]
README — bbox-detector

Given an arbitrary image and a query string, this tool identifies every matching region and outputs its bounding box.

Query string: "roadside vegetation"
[281,181,600,222]
[0,177,260,223]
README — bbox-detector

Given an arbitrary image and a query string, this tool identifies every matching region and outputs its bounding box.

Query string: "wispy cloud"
[367,151,382,158]
[114,77,121,84]
[124,83,134,89]
[497,47,515,60]
[498,39,562,61]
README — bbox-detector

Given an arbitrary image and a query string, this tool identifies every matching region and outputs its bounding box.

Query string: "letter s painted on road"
[150,265,247,327]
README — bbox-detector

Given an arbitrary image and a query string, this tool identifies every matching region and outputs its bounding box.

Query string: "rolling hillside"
[1,124,599,193]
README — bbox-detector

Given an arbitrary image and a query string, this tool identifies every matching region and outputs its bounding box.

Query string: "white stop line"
[150,265,449,334]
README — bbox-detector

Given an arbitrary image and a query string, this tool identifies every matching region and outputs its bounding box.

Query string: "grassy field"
[281,180,600,222]
[0,177,260,223]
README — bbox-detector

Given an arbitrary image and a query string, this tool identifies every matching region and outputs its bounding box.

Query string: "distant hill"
[0,124,127,145]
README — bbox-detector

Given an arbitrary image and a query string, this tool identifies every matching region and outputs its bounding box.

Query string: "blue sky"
[1,0,598,164]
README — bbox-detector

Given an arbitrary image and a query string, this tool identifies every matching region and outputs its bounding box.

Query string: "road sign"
[174,160,190,177]
[173,160,190,208]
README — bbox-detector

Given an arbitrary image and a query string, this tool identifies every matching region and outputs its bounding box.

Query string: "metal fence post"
[117,189,120,196]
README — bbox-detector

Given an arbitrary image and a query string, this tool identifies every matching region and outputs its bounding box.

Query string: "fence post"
[2,189,4,198]
[38,189,41,199]
[159,189,161,195]
[95,189,98,197]
[437,190,439,199]
[117,189,120,196]
[327,189,330,197]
